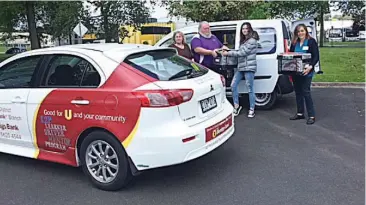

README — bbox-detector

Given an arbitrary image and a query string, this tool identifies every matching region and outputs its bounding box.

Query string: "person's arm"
[191,38,215,56]
[227,39,257,57]
[308,38,320,72]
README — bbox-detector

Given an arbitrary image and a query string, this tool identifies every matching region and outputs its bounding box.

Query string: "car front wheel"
[80,130,132,191]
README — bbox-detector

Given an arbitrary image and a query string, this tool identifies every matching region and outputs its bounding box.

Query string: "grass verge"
[314,47,365,82]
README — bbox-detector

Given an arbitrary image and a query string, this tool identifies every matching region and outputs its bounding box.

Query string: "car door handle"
[71,100,90,105]
[11,97,26,104]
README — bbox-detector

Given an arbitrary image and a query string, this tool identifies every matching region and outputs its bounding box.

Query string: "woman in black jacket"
[289,24,320,125]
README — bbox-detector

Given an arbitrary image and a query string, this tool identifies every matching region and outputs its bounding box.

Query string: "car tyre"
[80,130,132,191]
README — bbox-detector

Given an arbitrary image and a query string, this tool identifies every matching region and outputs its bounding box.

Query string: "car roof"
[11,43,175,63]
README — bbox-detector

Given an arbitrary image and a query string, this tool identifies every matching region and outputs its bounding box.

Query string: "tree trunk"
[101,2,111,43]
[25,1,40,49]
[319,5,324,47]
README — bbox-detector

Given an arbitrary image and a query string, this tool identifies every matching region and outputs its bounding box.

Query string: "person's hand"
[303,64,312,75]
[212,49,218,58]
[222,45,229,50]
[222,51,229,56]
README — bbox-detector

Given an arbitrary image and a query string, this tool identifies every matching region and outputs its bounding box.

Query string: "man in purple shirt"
[191,21,228,71]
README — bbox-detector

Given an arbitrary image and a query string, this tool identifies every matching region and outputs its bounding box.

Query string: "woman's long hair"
[240,22,259,44]
[291,24,311,45]
[172,31,186,44]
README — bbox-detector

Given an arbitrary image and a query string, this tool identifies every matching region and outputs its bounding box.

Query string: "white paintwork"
[27,88,55,156]
[126,84,234,170]
[0,43,235,172]
[0,89,37,158]
[152,69,226,127]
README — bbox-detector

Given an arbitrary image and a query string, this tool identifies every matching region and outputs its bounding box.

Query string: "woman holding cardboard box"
[289,24,320,125]
[222,22,259,118]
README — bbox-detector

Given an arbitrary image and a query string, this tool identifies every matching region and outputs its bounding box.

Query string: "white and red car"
[0,43,235,190]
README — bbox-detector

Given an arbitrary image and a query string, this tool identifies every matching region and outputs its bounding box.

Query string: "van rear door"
[291,18,322,74]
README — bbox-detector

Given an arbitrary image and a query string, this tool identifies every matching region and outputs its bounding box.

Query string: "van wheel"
[80,131,132,191]
[255,91,277,110]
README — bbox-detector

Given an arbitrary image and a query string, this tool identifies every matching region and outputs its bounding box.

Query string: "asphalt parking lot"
[0,88,364,205]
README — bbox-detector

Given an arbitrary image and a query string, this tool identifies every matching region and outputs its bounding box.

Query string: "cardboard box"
[277,52,311,75]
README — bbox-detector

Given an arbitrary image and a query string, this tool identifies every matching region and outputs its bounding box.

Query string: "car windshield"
[124,49,208,81]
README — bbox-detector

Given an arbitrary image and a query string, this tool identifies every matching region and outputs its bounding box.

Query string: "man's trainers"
[248,109,255,118]
[233,106,242,116]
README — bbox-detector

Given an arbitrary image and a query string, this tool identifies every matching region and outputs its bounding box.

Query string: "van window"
[254,27,277,55]
[211,29,236,49]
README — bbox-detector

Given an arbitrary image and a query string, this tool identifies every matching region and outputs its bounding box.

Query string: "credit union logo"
[64,110,72,121]
[212,129,217,138]
[211,123,230,139]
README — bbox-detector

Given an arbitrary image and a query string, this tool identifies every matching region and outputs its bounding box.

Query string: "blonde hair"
[172,31,186,44]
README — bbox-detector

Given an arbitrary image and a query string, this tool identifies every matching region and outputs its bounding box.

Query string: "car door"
[291,18,322,73]
[28,53,102,154]
[0,55,44,158]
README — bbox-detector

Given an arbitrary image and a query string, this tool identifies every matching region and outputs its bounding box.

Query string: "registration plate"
[200,96,217,113]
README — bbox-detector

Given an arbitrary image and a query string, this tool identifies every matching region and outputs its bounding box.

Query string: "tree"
[40,1,85,44]
[0,1,40,49]
[161,0,268,22]
[87,0,151,43]
[0,1,85,49]
[331,0,365,22]
[331,0,366,32]
[267,1,330,47]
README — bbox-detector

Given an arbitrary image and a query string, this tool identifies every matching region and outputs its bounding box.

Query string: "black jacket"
[289,37,320,73]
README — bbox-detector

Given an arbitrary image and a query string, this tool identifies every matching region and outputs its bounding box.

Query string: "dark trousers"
[292,75,315,117]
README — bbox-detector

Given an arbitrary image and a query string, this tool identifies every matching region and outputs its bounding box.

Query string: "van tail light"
[220,75,226,87]
[132,89,194,107]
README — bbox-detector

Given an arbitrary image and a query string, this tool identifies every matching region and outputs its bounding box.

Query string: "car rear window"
[124,49,209,81]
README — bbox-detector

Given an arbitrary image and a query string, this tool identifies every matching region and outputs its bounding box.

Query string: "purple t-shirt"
[191,34,223,68]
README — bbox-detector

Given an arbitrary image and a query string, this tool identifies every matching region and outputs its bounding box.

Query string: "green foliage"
[0,1,84,48]
[0,2,26,34]
[87,0,151,42]
[266,1,330,20]
[40,1,85,40]
[161,0,268,22]
[247,3,271,20]
[331,0,365,22]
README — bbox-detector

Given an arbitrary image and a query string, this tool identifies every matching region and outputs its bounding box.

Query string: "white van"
[155,18,321,109]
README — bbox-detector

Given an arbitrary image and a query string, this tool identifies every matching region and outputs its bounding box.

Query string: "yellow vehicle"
[119,22,175,45]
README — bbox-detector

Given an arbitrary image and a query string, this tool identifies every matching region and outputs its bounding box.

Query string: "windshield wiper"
[169,68,194,80]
